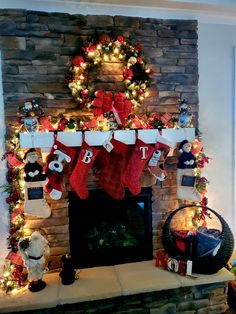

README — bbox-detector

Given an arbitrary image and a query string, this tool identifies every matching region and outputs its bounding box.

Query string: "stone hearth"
[0,261,233,313]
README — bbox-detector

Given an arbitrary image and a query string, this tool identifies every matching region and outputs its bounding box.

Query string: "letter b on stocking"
[82,149,93,164]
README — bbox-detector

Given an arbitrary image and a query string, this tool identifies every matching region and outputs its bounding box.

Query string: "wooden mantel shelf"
[19,128,195,149]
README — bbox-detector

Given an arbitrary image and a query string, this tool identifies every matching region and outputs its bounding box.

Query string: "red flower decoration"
[9,228,15,236]
[58,118,68,131]
[123,68,133,80]
[200,196,208,206]
[6,169,16,183]
[84,44,96,54]
[6,190,20,204]
[197,156,209,168]
[134,43,143,52]
[81,89,89,98]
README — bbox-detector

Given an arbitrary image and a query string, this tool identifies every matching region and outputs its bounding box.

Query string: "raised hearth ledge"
[0,260,233,313]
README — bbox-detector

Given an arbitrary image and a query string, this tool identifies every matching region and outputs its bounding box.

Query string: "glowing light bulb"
[88,51,94,57]
[103,54,109,61]
[4,271,10,277]
[114,47,119,54]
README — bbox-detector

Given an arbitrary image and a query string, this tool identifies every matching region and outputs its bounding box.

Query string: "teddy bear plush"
[44,138,76,200]
[178,99,192,128]
[18,231,50,292]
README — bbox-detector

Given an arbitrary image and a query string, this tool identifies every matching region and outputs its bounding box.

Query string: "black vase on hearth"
[59,254,76,285]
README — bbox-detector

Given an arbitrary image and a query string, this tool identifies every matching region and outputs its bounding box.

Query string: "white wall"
[0,53,9,273]
[198,24,236,233]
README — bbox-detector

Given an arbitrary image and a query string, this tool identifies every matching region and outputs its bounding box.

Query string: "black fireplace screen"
[69,187,153,268]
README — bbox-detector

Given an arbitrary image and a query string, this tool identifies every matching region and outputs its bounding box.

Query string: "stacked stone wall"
[0,9,198,269]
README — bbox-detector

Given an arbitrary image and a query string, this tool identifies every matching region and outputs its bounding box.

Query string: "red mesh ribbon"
[7,252,24,266]
[93,90,132,125]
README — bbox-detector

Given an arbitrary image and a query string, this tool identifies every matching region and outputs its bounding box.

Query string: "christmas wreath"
[68,34,153,126]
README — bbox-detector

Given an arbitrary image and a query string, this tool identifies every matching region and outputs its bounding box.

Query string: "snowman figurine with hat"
[23,148,51,218]
[176,139,201,202]
[177,140,196,169]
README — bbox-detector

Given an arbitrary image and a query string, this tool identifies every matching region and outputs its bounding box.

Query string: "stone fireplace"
[0,9,198,270]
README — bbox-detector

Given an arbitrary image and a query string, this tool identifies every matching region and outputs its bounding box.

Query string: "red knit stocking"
[69,141,100,199]
[122,138,155,195]
[94,138,131,200]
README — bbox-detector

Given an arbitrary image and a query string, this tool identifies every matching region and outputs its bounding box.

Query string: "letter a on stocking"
[69,141,100,199]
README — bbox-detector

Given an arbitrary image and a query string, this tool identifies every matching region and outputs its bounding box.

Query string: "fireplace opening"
[69,187,153,268]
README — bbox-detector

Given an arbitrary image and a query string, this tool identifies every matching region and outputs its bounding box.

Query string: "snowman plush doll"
[23,149,51,218]
[176,140,201,202]
[24,149,46,182]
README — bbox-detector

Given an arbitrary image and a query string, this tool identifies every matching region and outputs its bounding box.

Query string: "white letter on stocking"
[82,150,93,164]
[140,146,148,159]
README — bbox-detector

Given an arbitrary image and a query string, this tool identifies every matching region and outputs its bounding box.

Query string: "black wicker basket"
[162,205,234,274]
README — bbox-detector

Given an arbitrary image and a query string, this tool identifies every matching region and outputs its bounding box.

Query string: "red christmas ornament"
[136,57,143,63]
[191,139,203,155]
[117,35,124,43]
[72,55,85,67]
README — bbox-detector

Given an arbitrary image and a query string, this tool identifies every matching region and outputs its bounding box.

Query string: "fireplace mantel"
[19,128,195,149]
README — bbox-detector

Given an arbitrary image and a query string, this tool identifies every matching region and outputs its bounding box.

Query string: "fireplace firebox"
[69,187,153,268]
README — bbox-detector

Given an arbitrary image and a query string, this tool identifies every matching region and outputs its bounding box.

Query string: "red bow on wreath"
[93,90,132,126]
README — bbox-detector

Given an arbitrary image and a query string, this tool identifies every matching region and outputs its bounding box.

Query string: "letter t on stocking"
[122,139,155,195]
